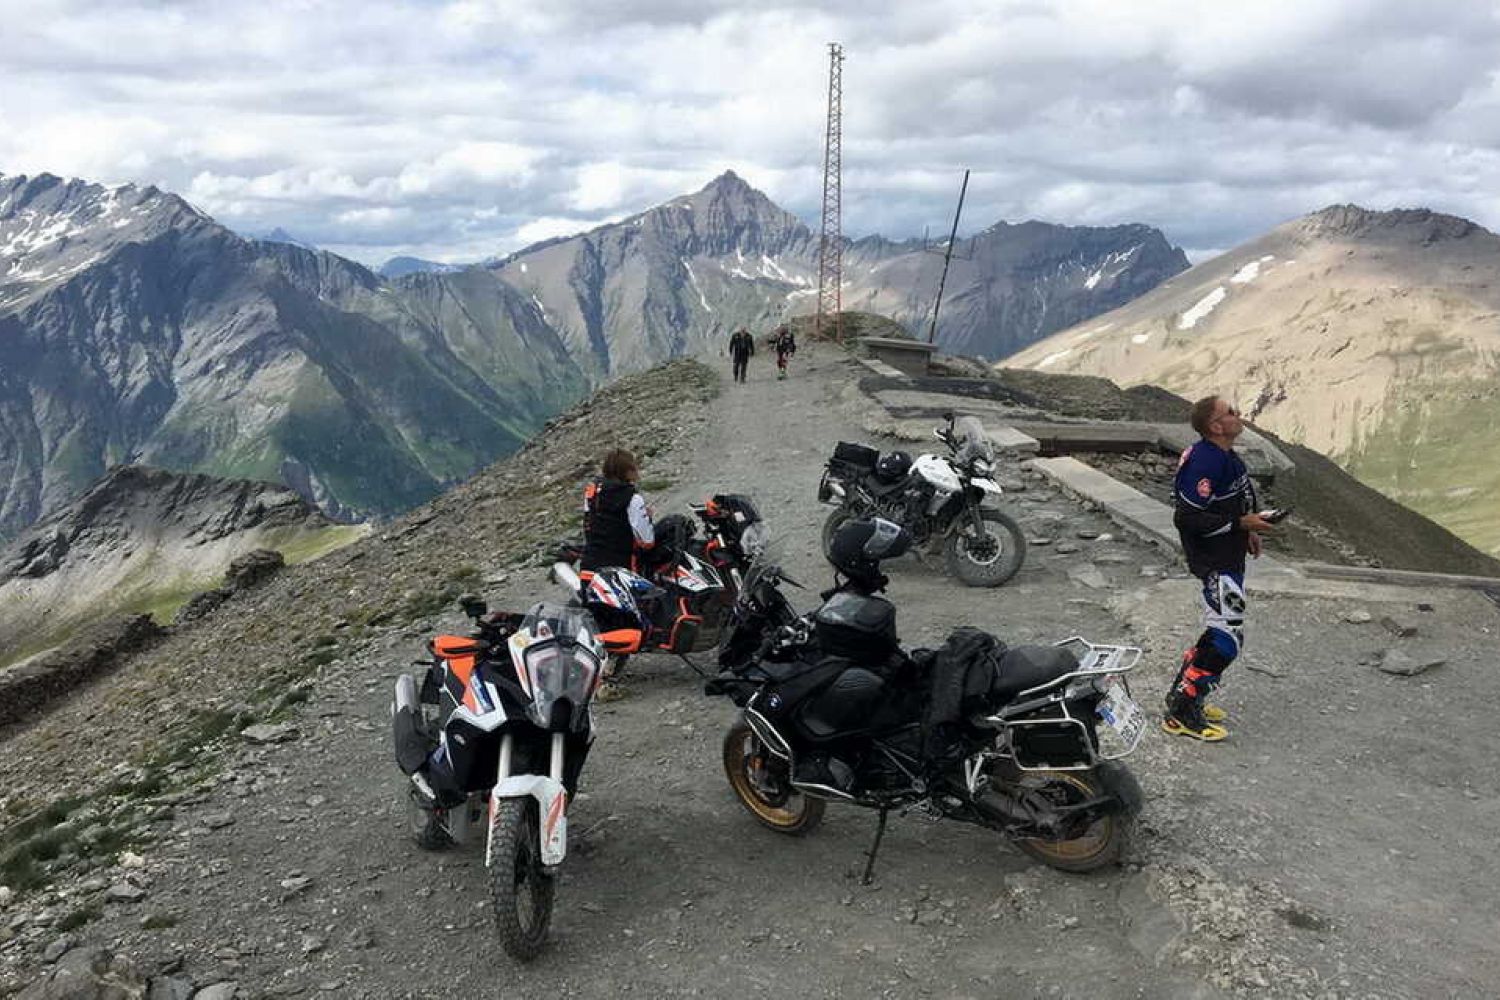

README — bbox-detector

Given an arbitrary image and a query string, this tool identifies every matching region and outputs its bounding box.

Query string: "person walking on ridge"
[729,327,755,383]
[1163,395,1277,741]
[772,324,796,380]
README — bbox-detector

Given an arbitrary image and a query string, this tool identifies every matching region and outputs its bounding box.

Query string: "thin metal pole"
[926,169,970,345]
[816,42,844,342]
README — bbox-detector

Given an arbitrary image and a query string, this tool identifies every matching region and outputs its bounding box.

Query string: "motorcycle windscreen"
[952,416,994,465]
[516,603,603,728]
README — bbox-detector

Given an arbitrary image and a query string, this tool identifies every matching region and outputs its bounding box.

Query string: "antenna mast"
[926,168,971,344]
[815,42,844,342]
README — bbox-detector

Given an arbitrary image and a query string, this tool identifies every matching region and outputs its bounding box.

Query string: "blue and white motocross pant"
[1173,569,1247,701]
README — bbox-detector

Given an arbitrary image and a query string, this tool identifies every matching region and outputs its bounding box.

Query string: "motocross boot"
[1173,647,1228,724]
[1161,691,1228,742]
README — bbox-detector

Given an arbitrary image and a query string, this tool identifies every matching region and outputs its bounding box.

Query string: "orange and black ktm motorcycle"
[393,597,605,961]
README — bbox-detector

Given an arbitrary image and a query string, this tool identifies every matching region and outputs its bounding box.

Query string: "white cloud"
[4,0,1500,265]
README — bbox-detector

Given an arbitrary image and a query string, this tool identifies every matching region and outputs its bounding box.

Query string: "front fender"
[488,775,569,867]
[970,477,1002,496]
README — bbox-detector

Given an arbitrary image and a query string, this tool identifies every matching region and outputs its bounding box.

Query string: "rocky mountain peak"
[1294,203,1481,244]
[0,172,214,311]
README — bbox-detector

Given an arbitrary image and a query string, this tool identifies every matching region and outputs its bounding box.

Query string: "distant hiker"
[1163,396,1277,742]
[581,448,656,577]
[772,324,796,380]
[729,328,755,383]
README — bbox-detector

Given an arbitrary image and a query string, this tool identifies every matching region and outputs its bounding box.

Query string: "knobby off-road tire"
[821,508,855,560]
[945,507,1026,587]
[489,798,556,961]
[722,721,825,835]
[1011,762,1140,873]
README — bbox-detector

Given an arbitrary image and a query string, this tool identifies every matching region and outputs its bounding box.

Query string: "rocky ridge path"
[3,350,1498,998]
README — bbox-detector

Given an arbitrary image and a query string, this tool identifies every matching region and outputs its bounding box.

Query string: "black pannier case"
[813,592,899,661]
[831,441,879,470]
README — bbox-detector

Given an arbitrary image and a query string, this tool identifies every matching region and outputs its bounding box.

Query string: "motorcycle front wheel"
[722,721,825,835]
[489,798,556,961]
[1008,763,1138,873]
[945,508,1026,587]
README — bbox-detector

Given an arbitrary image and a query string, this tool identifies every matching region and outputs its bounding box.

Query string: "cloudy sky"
[5,0,1500,266]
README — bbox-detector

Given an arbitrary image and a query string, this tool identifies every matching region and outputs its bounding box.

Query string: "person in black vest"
[728,328,755,383]
[581,448,656,577]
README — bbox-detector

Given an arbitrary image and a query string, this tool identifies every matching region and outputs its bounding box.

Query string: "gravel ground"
[3,350,1498,999]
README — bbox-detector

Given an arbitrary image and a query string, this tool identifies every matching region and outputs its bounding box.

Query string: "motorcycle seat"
[988,645,1080,705]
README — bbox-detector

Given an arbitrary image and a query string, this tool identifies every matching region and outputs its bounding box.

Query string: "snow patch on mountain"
[683,259,712,312]
[1178,286,1227,329]
[1230,255,1277,285]
[1038,347,1074,368]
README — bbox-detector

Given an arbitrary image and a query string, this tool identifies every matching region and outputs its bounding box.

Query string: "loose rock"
[1380,615,1417,638]
[241,723,299,745]
[1376,649,1446,677]
[105,882,147,904]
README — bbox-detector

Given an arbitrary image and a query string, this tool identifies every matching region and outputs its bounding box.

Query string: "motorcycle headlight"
[972,458,993,476]
[522,641,601,725]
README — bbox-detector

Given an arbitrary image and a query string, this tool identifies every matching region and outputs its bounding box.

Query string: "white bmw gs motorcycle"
[392,597,604,961]
[819,414,1027,587]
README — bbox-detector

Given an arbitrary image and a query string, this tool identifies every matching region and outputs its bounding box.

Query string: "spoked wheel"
[945,508,1026,587]
[489,798,556,961]
[1008,765,1136,873]
[722,720,825,835]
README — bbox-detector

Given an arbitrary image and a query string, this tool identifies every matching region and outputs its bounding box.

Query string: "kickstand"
[676,653,711,679]
[861,807,889,886]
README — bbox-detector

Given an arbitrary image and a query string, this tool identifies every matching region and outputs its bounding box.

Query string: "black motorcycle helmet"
[827,517,911,592]
[874,450,913,483]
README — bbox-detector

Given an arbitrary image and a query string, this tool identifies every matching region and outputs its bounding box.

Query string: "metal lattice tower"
[815,42,844,342]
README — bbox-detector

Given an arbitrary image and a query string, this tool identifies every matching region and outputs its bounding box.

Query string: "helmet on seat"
[874,450,913,483]
[827,518,911,592]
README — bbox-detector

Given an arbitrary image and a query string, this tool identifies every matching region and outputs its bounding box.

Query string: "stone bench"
[859,336,937,377]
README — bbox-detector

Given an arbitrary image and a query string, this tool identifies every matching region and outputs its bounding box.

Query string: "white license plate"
[1096,676,1145,748]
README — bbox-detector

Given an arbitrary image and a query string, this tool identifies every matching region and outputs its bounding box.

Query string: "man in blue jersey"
[1165,396,1277,741]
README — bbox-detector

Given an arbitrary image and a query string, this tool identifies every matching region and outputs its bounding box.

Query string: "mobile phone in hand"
[1260,507,1293,524]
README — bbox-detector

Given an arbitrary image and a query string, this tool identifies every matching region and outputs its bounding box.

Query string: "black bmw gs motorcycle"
[706,535,1145,877]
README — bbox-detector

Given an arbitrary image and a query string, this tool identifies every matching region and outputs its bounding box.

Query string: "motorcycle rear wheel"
[945,508,1026,587]
[1009,764,1136,873]
[490,798,556,961]
[722,721,825,835]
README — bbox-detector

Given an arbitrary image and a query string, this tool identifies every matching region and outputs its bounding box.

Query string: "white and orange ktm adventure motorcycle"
[392,597,604,961]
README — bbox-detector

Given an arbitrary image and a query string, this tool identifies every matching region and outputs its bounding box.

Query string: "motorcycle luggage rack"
[1016,637,1142,698]
[987,638,1145,772]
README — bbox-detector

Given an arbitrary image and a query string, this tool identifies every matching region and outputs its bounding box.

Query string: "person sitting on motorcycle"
[581,448,658,578]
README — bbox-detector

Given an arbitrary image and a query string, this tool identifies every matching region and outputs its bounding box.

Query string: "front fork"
[486,732,570,869]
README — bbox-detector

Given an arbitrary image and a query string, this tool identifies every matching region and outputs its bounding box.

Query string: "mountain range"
[0,463,358,667]
[1005,204,1500,557]
[0,169,1187,540]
